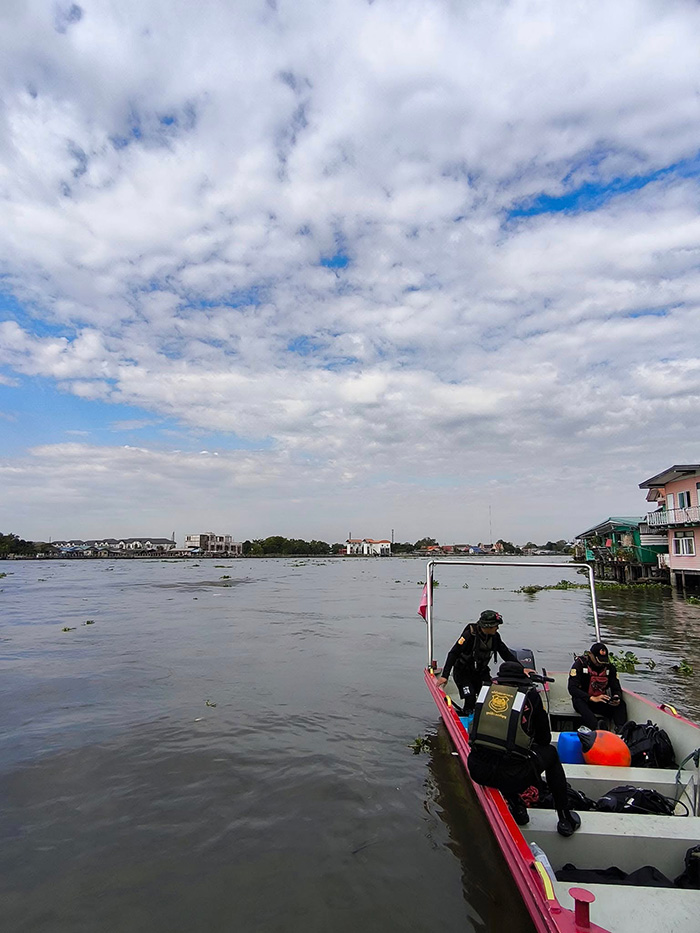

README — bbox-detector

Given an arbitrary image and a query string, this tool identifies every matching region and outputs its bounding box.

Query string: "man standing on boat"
[567,642,628,731]
[436,609,516,712]
[467,661,582,837]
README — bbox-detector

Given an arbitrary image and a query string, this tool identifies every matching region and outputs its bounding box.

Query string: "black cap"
[588,642,609,664]
[478,609,502,626]
[496,661,530,685]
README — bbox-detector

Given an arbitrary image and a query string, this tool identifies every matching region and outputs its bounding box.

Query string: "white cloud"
[1,0,700,540]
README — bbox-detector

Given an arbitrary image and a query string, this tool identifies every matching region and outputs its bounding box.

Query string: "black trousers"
[468,743,570,815]
[454,668,491,712]
[572,695,628,730]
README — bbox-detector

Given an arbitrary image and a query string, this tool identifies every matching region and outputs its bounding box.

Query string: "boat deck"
[524,808,700,877]
[553,882,700,933]
[439,669,700,933]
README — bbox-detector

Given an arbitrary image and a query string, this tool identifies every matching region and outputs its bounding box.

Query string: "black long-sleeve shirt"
[567,656,623,704]
[442,624,515,680]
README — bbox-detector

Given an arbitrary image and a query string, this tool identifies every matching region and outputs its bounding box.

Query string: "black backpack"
[596,785,676,816]
[533,780,596,812]
[675,845,700,889]
[619,719,676,768]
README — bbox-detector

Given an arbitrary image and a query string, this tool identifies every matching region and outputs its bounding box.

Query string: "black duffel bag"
[596,785,677,815]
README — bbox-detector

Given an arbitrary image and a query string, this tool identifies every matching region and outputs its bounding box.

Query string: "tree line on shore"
[0,532,47,557]
[2,531,572,559]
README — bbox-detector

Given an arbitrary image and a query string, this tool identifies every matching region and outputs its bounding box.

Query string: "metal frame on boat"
[423,559,700,933]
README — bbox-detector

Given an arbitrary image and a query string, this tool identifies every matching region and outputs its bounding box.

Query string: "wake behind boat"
[423,559,700,933]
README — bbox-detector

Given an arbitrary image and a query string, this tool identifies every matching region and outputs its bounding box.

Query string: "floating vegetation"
[408,736,429,754]
[516,579,588,595]
[673,660,694,676]
[0,572,7,579]
[462,583,469,588]
[687,596,700,606]
[609,650,639,673]
[220,574,231,580]
[61,626,76,632]
[84,619,95,625]
[205,699,217,707]
[517,584,544,596]
[516,578,670,596]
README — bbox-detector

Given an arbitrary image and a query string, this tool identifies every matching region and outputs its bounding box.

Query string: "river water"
[1,556,699,932]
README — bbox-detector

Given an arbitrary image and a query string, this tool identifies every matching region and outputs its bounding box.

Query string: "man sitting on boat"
[567,641,628,732]
[436,609,516,713]
[467,661,582,837]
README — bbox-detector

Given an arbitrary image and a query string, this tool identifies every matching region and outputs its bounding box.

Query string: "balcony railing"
[647,506,700,526]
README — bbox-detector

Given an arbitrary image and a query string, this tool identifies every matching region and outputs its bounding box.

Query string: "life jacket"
[456,625,495,674]
[470,683,532,758]
[577,658,611,697]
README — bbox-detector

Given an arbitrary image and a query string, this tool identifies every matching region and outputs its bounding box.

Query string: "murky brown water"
[0,557,698,932]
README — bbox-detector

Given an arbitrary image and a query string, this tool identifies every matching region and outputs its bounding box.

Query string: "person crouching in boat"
[467,661,582,837]
[436,610,516,713]
[567,641,628,732]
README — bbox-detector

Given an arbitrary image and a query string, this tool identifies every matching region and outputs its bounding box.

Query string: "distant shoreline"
[2,552,414,561]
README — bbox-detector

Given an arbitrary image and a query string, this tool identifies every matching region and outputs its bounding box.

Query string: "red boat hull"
[425,668,610,933]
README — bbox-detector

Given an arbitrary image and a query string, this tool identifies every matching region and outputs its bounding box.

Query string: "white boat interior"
[442,672,700,933]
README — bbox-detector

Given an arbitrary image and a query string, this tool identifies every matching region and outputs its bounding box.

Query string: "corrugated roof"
[576,516,644,538]
[639,465,700,488]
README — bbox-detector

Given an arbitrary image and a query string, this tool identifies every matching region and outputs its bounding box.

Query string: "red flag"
[418,583,428,620]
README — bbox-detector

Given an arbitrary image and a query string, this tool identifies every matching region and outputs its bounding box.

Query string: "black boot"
[507,796,530,826]
[556,809,581,837]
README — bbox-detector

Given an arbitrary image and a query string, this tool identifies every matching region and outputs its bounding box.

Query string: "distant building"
[574,516,667,583]
[184,532,242,556]
[53,537,176,553]
[639,464,700,591]
[345,537,391,556]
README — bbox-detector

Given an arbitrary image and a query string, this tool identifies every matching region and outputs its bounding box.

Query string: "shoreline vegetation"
[0,532,571,561]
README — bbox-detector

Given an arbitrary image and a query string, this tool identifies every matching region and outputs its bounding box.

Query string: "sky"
[1,0,700,546]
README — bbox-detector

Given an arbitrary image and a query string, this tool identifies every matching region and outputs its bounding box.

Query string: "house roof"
[576,516,644,538]
[639,464,700,488]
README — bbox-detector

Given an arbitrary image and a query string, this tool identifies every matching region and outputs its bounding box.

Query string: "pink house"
[639,464,700,590]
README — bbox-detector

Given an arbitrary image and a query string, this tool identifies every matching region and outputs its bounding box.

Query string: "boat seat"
[562,761,696,802]
[544,691,578,716]
[552,881,700,933]
[523,808,700,877]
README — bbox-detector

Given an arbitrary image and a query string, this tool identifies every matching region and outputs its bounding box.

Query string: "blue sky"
[1,0,700,543]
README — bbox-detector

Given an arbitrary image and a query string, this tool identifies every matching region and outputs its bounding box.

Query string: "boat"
[423,559,700,933]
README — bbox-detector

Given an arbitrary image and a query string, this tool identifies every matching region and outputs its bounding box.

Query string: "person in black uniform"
[468,661,582,837]
[567,641,627,731]
[436,609,516,712]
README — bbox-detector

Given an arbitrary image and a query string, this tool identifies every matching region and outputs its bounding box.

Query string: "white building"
[53,537,176,552]
[345,537,391,556]
[184,532,242,555]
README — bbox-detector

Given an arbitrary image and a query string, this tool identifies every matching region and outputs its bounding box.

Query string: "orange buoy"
[579,729,631,767]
